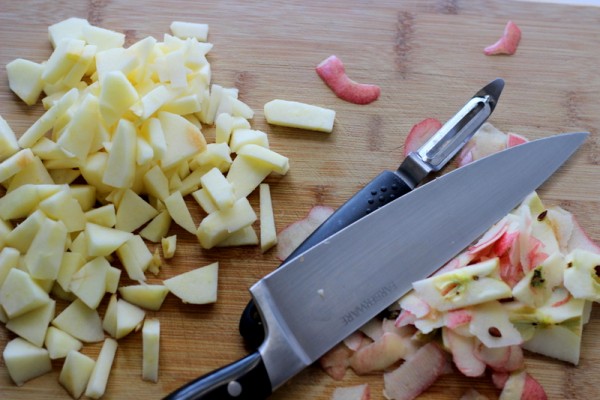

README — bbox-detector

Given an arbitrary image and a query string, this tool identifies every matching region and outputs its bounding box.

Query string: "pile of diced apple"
[0,17,292,398]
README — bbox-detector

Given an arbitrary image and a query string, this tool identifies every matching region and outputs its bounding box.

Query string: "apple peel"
[316,55,380,105]
[484,21,522,56]
[383,342,450,400]
[275,205,334,261]
[331,383,371,400]
[403,118,442,157]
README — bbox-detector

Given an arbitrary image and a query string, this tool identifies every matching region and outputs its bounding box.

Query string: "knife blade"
[239,78,505,347]
[165,131,587,400]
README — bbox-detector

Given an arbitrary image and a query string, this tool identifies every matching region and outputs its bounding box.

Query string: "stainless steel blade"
[399,78,505,186]
[251,132,587,390]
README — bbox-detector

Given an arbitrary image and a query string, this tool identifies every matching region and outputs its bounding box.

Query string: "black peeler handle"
[239,170,413,348]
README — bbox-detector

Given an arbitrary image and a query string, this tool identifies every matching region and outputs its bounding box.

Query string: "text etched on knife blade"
[342,282,398,325]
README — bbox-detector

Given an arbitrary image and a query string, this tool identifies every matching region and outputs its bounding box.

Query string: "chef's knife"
[165,131,587,400]
[239,78,505,347]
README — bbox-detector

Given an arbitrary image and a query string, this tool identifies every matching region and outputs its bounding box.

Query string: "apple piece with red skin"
[402,118,442,157]
[383,342,451,400]
[275,205,334,261]
[495,369,547,400]
[512,253,566,308]
[349,332,408,375]
[315,55,380,105]
[442,327,486,377]
[507,288,584,364]
[319,342,353,381]
[483,21,522,56]
[412,258,512,312]
[456,123,509,167]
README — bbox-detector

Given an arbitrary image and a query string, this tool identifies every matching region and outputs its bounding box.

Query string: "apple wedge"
[45,326,83,360]
[85,338,118,399]
[164,262,218,304]
[142,318,160,382]
[59,350,95,399]
[119,284,169,311]
[52,299,104,343]
[3,337,52,386]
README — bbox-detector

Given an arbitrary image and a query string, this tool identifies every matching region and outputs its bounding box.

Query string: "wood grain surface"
[1,0,600,399]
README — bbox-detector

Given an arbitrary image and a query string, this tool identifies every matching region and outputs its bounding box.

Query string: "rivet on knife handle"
[238,78,505,348]
[163,352,271,400]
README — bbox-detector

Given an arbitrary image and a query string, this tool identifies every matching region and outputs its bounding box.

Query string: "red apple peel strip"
[316,55,380,105]
[484,21,522,56]
[403,118,442,157]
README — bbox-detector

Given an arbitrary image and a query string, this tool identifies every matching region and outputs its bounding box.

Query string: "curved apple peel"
[316,55,380,105]
[275,205,334,261]
[403,118,442,157]
[484,21,522,56]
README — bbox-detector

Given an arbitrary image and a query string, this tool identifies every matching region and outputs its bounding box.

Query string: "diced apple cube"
[192,188,219,214]
[62,44,97,88]
[7,155,54,191]
[200,167,236,210]
[3,337,52,386]
[216,226,259,247]
[69,257,109,309]
[192,142,232,173]
[164,190,197,234]
[164,262,218,304]
[103,119,137,188]
[5,210,46,253]
[70,184,97,211]
[144,118,168,161]
[6,58,44,105]
[158,111,207,170]
[56,252,85,292]
[48,17,90,48]
[0,268,51,319]
[0,115,19,162]
[238,144,289,175]
[85,338,118,399]
[39,188,87,232]
[85,222,133,258]
[57,93,101,161]
[103,295,145,339]
[0,148,35,184]
[105,266,121,294]
[170,21,209,41]
[18,88,79,148]
[115,189,158,232]
[42,38,86,84]
[82,24,125,51]
[53,299,104,343]
[119,284,169,311]
[24,218,67,280]
[140,211,172,243]
[259,183,278,253]
[215,113,249,144]
[116,235,152,281]
[161,235,177,259]
[0,247,19,287]
[229,129,269,152]
[142,318,160,382]
[59,350,95,399]
[196,197,257,249]
[133,85,174,119]
[85,204,117,227]
[95,47,139,83]
[226,155,271,200]
[264,99,335,133]
[6,300,56,347]
[99,71,139,126]
[45,326,83,360]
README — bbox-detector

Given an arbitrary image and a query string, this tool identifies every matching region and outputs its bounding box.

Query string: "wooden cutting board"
[1,0,600,398]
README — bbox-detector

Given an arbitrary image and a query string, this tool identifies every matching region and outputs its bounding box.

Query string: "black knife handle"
[239,170,413,348]
[164,351,272,400]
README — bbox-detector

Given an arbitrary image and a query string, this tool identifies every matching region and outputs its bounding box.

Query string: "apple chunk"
[6,300,56,347]
[142,318,160,382]
[263,99,335,133]
[3,337,52,386]
[52,299,104,343]
[164,262,218,304]
[85,338,118,399]
[59,350,95,399]
[0,268,51,319]
[45,326,83,360]
[119,284,169,311]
